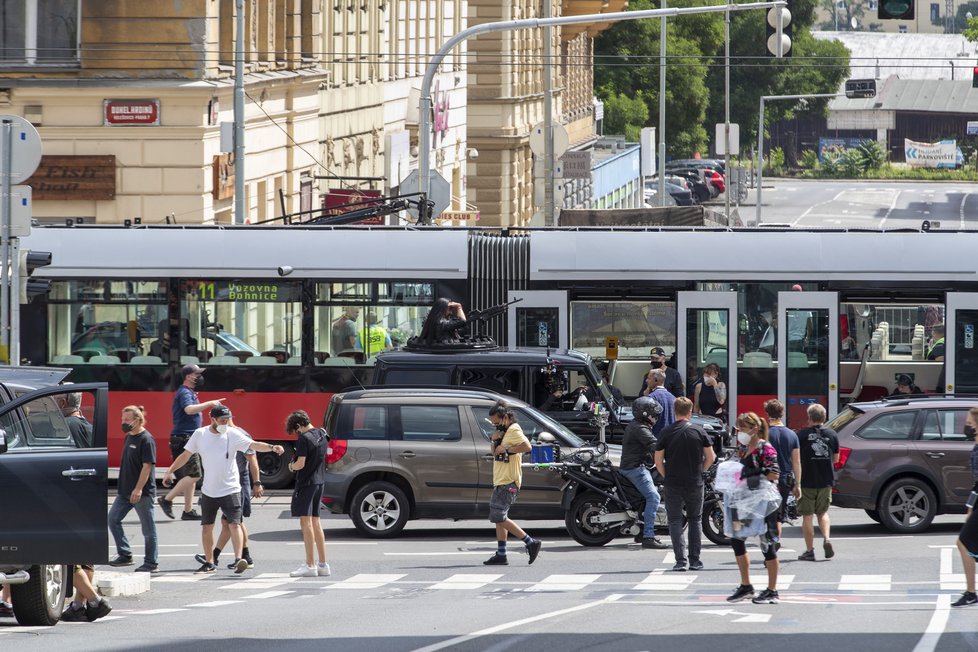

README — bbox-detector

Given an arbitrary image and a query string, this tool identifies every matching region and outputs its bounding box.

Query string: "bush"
[765,147,786,176]
[799,149,820,170]
[857,140,887,171]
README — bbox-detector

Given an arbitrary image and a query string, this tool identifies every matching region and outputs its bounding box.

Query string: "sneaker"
[85,598,112,622]
[727,584,755,602]
[798,549,816,562]
[0,601,12,617]
[290,564,318,578]
[527,539,542,564]
[194,562,216,574]
[752,588,780,604]
[60,604,88,622]
[181,509,202,521]
[952,591,978,608]
[688,561,705,571]
[483,554,509,566]
[317,562,331,577]
[244,555,255,569]
[642,537,670,549]
[157,496,174,519]
[233,558,249,574]
[107,555,133,567]
[134,563,159,574]
[823,540,835,559]
[671,562,687,572]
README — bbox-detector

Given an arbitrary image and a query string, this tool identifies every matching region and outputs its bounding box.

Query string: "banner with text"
[905,139,957,168]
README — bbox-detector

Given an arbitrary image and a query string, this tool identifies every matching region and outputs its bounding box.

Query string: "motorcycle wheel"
[701,501,732,547]
[565,492,620,547]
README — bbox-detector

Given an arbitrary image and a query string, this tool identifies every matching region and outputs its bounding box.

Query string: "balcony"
[561,0,629,40]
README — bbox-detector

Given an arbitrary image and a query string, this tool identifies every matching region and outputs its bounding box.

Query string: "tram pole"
[417,1,787,221]
[234,0,245,225]
[0,121,11,362]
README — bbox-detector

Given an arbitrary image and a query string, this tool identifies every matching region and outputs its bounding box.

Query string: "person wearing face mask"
[726,412,782,605]
[952,407,978,608]
[163,405,285,574]
[159,364,225,521]
[108,406,159,573]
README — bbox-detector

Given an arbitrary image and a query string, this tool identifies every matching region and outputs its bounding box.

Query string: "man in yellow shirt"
[484,401,542,566]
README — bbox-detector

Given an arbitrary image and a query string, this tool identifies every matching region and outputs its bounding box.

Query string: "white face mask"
[736,431,753,446]
[216,424,228,435]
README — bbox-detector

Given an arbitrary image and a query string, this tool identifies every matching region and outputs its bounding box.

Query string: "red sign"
[321,189,384,225]
[104,100,160,126]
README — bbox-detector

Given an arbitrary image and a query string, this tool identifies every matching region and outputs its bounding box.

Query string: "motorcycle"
[541,442,679,547]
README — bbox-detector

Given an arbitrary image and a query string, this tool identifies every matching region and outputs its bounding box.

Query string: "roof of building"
[813,31,978,80]
[828,76,978,113]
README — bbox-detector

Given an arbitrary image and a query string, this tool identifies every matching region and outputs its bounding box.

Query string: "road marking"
[185,600,244,608]
[912,593,952,652]
[960,192,970,229]
[243,590,294,599]
[839,574,891,591]
[410,594,623,652]
[327,573,405,589]
[879,188,901,227]
[750,574,794,590]
[383,552,487,556]
[634,570,696,591]
[285,542,378,546]
[130,608,189,615]
[429,574,503,590]
[526,574,601,592]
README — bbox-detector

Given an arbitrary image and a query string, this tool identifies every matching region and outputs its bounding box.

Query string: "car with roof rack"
[829,394,978,533]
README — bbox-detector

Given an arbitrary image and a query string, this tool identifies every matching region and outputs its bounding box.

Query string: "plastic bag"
[722,478,781,540]
[714,459,743,494]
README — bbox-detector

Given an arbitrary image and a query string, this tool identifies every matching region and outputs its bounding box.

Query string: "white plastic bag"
[714,459,743,494]
[722,478,782,540]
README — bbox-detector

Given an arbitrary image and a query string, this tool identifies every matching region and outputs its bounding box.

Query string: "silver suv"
[321,387,589,538]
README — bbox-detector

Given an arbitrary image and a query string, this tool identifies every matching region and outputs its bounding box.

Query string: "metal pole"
[417,2,786,203]
[724,7,731,221]
[234,0,246,224]
[756,95,764,227]
[658,0,667,206]
[543,0,555,225]
[0,121,11,362]
[11,237,19,366]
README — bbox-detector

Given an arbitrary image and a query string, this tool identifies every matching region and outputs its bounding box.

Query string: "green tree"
[601,91,650,142]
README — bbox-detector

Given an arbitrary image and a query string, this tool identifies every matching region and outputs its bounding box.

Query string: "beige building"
[1,1,327,225]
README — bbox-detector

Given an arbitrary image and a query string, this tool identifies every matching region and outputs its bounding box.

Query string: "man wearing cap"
[641,347,684,398]
[163,405,285,574]
[888,374,923,397]
[158,364,225,521]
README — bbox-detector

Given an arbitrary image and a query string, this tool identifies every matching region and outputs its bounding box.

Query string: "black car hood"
[0,365,72,388]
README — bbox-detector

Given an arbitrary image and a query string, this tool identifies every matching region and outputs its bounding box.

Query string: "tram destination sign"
[188,280,302,302]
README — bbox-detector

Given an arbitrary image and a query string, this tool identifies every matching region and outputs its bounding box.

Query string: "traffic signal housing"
[878,0,914,19]
[766,6,792,57]
[20,250,51,304]
[973,66,978,89]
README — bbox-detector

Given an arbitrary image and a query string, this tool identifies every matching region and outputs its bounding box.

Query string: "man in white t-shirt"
[163,405,285,574]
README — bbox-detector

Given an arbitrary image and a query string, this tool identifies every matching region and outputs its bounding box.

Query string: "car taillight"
[834,446,851,470]
[326,439,348,465]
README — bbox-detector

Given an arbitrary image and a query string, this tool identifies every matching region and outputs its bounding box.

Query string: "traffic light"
[766,6,792,57]
[973,66,978,89]
[20,250,51,304]
[878,0,914,19]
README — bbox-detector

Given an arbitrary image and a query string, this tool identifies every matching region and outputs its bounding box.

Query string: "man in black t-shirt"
[640,347,684,398]
[797,403,840,562]
[655,397,716,572]
[287,410,331,578]
[107,406,159,573]
[60,392,93,448]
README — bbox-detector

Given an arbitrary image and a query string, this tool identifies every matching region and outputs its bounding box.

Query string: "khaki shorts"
[798,487,832,516]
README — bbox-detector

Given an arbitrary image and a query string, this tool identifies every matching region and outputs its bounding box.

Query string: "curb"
[96,570,152,597]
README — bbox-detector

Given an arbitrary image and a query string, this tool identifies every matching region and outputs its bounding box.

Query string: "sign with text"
[213,154,235,200]
[186,280,302,302]
[322,188,384,225]
[104,99,160,126]
[905,139,957,168]
[28,155,116,200]
[561,151,592,179]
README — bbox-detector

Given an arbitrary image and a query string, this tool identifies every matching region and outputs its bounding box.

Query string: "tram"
[20,225,971,486]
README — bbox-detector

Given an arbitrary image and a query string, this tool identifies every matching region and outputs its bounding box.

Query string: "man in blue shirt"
[158,364,225,521]
[645,368,676,436]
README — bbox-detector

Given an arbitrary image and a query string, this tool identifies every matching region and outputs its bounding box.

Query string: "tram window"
[570,301,675,360]
[314,299,427,360]
[47,280,168,364]
[840,302,944,361]
[378,283,434,304]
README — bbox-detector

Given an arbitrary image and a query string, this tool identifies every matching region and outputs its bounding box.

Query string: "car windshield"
[207,330,262,355]
[826,406,864,431]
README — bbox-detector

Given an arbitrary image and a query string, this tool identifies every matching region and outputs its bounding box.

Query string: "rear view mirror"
[0,428,7,454]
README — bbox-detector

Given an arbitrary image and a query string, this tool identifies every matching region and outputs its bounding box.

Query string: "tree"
[601,91,650,142]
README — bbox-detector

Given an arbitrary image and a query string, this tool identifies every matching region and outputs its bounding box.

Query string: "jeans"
[663,483,704,565]
[619,466,661,539]
[108,494,158,565]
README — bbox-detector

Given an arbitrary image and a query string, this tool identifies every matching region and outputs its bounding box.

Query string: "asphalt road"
[2,493,978,651]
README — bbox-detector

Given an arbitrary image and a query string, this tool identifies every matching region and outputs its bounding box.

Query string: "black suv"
[0,367,108,625]
[321,387,591,537]
[830,395,978,533]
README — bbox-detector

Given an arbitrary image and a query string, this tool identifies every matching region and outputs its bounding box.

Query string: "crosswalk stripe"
[527,574,600,592]
[634,570,696,591]
[750,574,794,590]
[940,574,965,590]
[839,574,891,591]
[185,600,245,608]
[326,573,405,589]
[243,591,294,599]
[430,574,503,590]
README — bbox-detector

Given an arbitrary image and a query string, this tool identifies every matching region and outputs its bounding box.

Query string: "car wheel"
[10,564,67,626]
[350,481,410,538]
[565,492,619,547]
[257,442,294,489]
[865,508,882,523]
[877,478,937,533]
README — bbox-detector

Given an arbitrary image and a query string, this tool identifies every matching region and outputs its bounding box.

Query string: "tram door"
[777,292,838,430]
[507,291,568,349]
[677,292,738,425]
[945,293,978,394]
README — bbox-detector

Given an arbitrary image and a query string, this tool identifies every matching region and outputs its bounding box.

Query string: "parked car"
[320,386,595,537]
[0,366,108,625]
[829,395,978,534]
[663,169,713,202]
[645,179,693,206]
[666,158,726,175]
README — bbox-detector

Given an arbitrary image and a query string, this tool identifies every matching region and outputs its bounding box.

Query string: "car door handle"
[398,451,416,459]
[481,454,495,462]
[62,468,97,478]
[925,452,945,459]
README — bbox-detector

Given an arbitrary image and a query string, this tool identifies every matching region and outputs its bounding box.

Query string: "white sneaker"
[289,564,318,578]
[317,562,331,577]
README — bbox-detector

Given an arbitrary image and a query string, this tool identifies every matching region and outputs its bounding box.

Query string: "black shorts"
[200,492,242,525]
[170,435,202,479]
[959,508,978,558]
[291,483,324,517]
[221,484,252,520]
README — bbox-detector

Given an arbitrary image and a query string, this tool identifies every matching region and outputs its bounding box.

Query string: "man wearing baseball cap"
[158,364,225,521]
[163,404,285,574]
[640,347,684,398]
